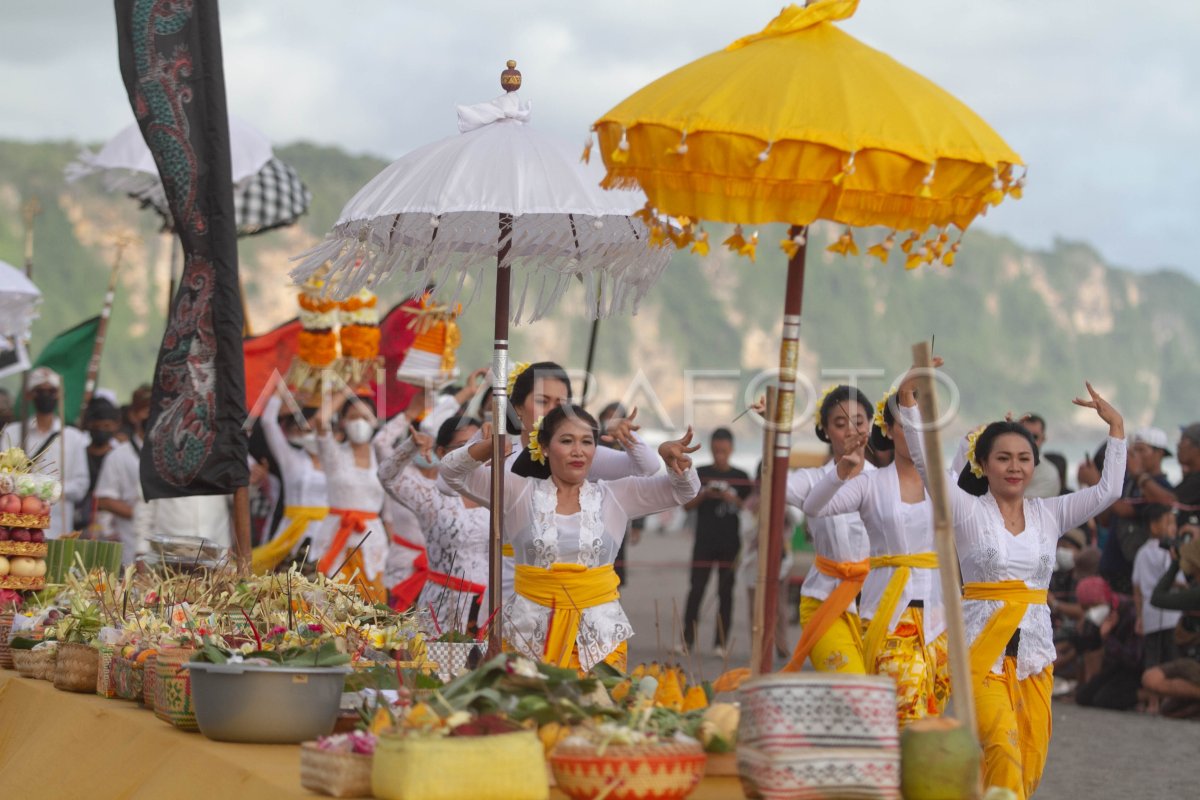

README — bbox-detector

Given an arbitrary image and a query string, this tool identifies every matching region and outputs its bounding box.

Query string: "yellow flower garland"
[813,384,839,431]
[964,425,987,478]
[873,387,898,439]
[507,361,531,399]
[528,416,547,464]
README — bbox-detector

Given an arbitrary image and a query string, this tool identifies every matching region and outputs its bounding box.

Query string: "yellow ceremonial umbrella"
[592,0,1022,687]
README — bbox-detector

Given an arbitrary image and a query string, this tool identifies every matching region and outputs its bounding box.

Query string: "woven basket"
[95,644,118,697]
[11,648,39,678]
[550,741,707,800]
[300,743,374,798]
[154,646,198,731]
[54,642,100,692]
[32,644,58,680]
[111,656,145,701]
[373,730,548,800]
[0,612,13,670]
[142,653,158,707]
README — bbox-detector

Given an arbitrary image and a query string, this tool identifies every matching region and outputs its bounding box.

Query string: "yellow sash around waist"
[862,552,939,666]
[783,555,870,672]
[251,506,328,575]
[502,543,514,558]
[513,563,620,668]
[962,581,1047,688]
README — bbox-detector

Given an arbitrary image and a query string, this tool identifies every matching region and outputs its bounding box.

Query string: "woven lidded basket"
[154,647,198,731]
[32,644,58,681]
[54,642,100,693]
[111,656,146,701]
[0,612,14,670]
[300,743,374,798]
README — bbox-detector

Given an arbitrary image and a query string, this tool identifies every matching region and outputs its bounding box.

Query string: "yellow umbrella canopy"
[591,0,1023,677]
[593,0,1023,264]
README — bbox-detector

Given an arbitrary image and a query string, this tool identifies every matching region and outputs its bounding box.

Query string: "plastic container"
[185,660,349,743]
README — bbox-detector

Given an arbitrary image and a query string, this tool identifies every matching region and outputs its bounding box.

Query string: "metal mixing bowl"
[185,661,351,744]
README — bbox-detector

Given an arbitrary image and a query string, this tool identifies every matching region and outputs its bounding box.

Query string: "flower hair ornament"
[965,425,987,478]
[506,361,531,399]
[813,384,839,431]
[528,415,547,464]
[873,387,898,439]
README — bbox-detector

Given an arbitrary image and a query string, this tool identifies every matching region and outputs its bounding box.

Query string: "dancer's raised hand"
[661,426,701,476]
[1072,381,1124,439]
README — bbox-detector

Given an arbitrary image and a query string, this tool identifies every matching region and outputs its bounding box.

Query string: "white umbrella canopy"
[0,258,42,344]
[292,91,670,323]
[65,114,273,189]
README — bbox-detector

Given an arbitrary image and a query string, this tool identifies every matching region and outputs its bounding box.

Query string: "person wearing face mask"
[312,392,387,602]
[76,397,122,533]
[2,367,89,538]
[1072,574,1142,711]
[896,362,1125,800]
[441,405,700,670]
[378,415,490,632]
[94,386,151,564]
[249,386,330,574]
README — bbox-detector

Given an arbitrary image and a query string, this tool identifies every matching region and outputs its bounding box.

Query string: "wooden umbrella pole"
[581,316,600,409]
[488,211,514,657]
[759,225,807,671]
[80,233,135,420]
[18,197,42,448]
[750,387,778,675]
[233,485,251,575]
[910,340,977,737]
[166,233,180,321]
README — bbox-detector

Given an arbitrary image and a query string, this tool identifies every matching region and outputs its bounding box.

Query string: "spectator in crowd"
[1022,414,1063,498]
[95,386,154,564]
[0,367,89,538]
[1132,506,1183,668]
[1099,427,1174,594]
[1074,575,1143,710]
[76,397,122,532]
[680,427,750,657]
[1043,452,1069,495]
[1051,545,1102,690]
[1142,535,1200,717]
[1175,424,1200,509]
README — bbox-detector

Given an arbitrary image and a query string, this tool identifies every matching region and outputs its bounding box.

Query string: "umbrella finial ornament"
[501,60,522,93]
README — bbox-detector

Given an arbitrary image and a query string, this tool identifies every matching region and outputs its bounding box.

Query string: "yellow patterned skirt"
[976,656,1053,800]
[798,596,867,674]
[864,606,950,727]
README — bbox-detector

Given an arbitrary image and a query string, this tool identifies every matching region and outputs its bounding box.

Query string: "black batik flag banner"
[115,0,249,499]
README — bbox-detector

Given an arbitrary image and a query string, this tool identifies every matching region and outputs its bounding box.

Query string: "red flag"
[377,298,423,418]
[243,318,301,413]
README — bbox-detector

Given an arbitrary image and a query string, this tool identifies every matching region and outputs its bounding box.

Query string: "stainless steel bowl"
[185,661,350,744]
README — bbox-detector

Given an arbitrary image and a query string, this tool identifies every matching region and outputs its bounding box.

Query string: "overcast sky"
[3,1,1197,278]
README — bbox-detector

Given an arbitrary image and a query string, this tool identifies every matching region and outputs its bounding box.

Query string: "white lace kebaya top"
[439,446,699,670]
[379,437,491,631]
[899,405,1126,678]
[260,396,330,541]
[787,461,876,612]
[802,462,946,643]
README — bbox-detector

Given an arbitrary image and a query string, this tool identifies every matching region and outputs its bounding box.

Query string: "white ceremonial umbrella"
[292,62,672,652]
[0,258,42,345]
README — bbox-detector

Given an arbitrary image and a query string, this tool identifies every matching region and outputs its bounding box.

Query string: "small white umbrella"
[292,62,672,650]
[0,258,42,345]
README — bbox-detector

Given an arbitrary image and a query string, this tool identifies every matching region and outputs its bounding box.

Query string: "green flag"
[29,316,100,425]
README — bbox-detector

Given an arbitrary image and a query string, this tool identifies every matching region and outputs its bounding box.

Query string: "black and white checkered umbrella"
[141,156,312,237]
[66,117,311,238]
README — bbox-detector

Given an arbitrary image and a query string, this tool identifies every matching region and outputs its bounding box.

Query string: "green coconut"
[900,717,982,800]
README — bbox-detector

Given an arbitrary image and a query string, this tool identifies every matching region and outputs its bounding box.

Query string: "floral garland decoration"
[528,415,547,464]
[287,276,339,398]
[964,425,987,478]
[337,289,382,392]
[507,361,531,399]
[873,387,898,439]
[813,383,839,431]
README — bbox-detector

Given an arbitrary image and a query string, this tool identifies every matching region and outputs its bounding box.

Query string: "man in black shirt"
[680,428,751,656]
[1176,424,1200,510]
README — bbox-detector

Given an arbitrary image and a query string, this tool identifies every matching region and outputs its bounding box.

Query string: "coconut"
[900,717,982,800]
